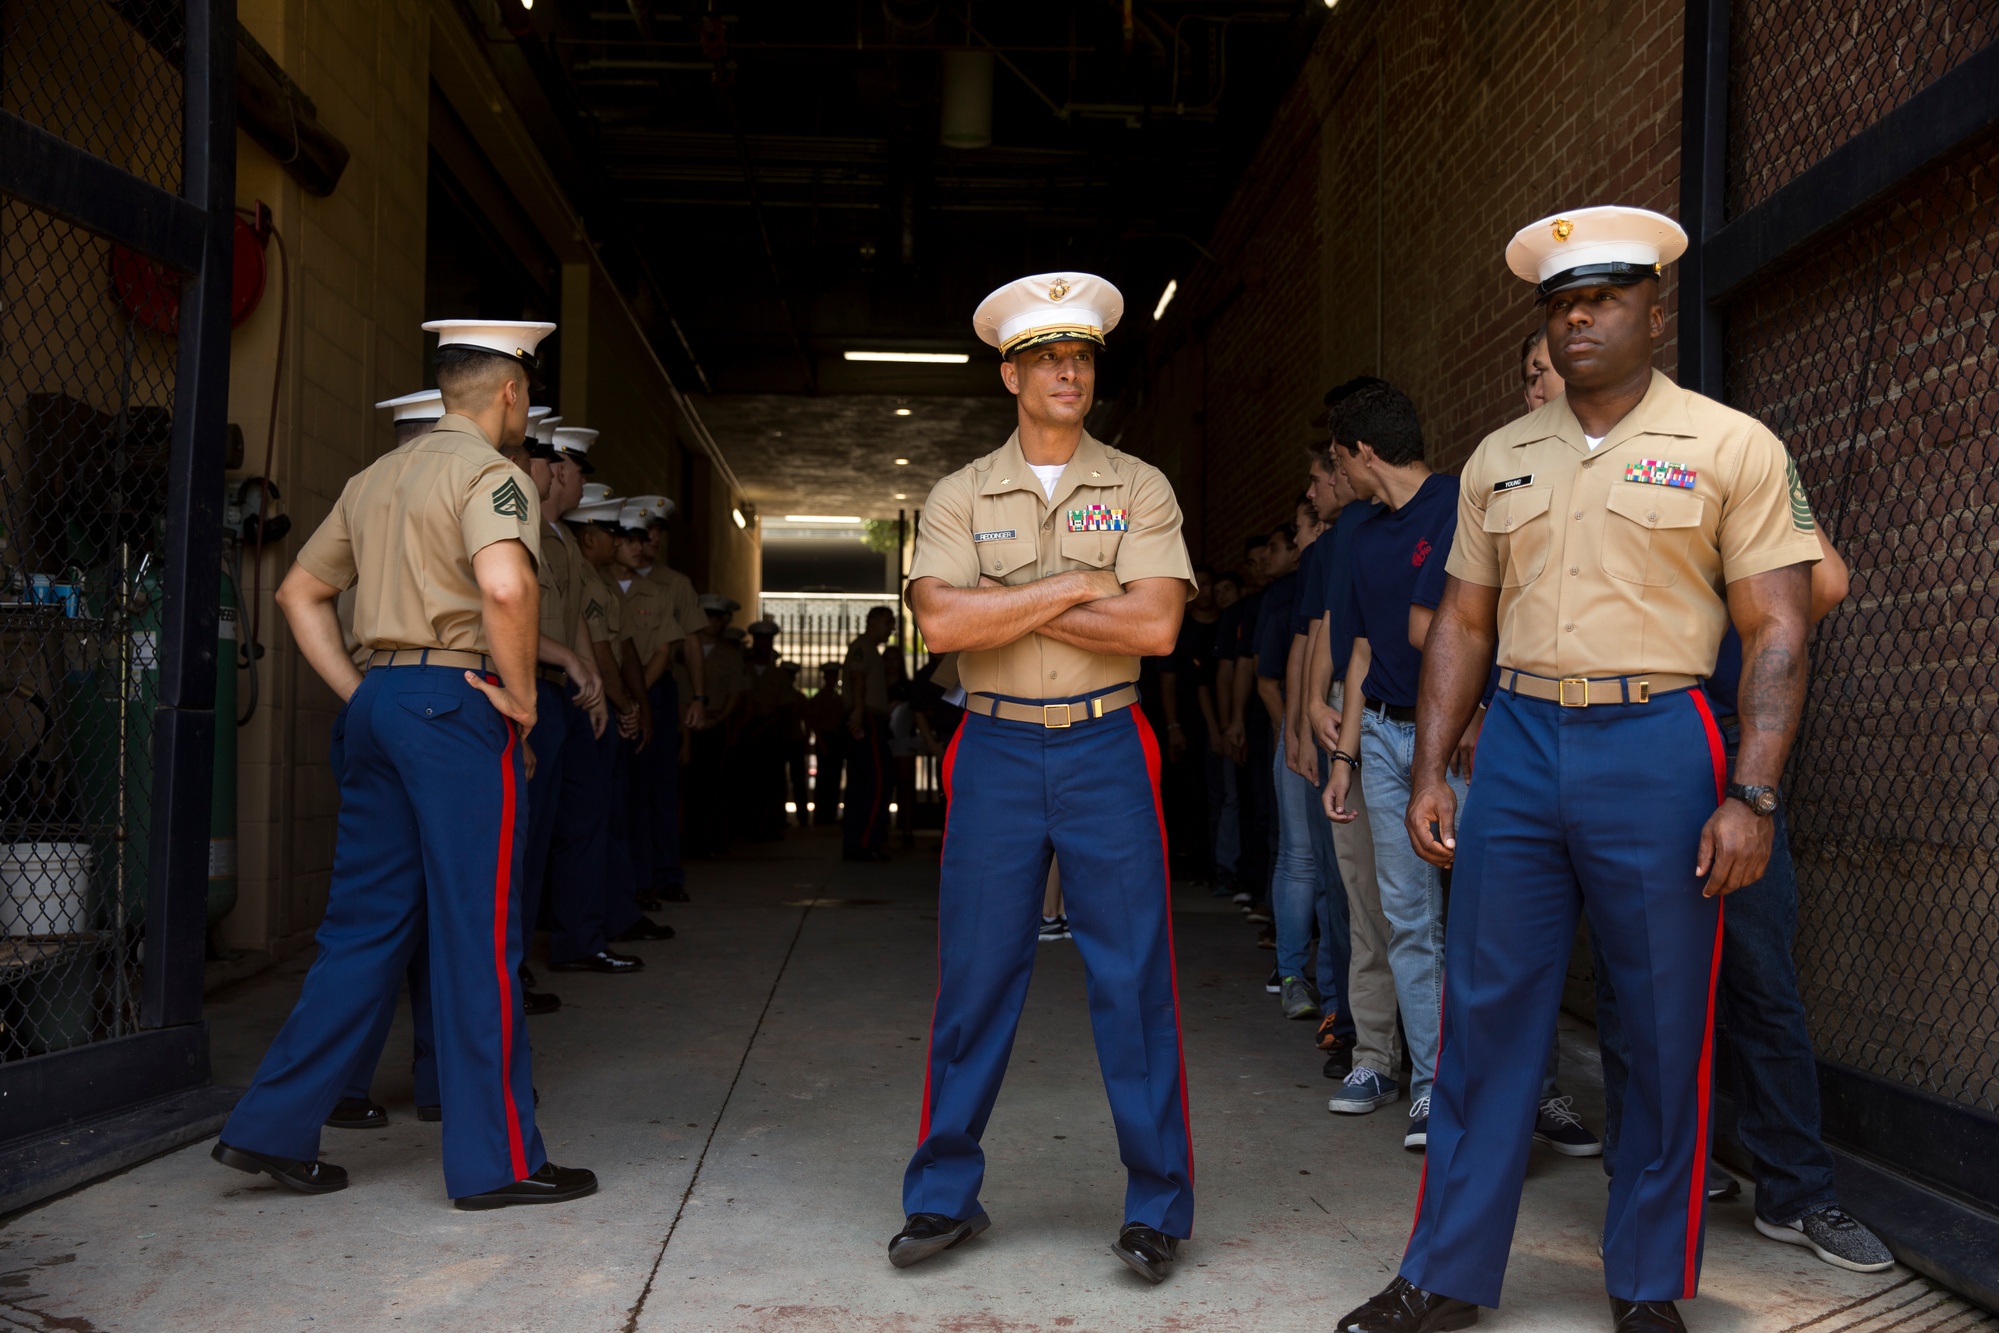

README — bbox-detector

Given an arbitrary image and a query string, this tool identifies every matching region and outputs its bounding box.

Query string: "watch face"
[1755,789,1780,815]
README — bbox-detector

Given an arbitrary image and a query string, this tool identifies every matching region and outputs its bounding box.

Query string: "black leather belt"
[1363,696,1418,724]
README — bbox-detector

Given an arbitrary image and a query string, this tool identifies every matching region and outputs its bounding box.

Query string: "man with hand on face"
[892,273,1197,1286]
[213,320,596,1210]
[1340,208,1822,1333]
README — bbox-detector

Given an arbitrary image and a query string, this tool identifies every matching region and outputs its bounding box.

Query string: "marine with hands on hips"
[212,319,596,1209]
[892,272,1198,1286]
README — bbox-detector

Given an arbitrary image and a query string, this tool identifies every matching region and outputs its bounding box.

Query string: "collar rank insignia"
[1625,459,1696,490]
[1066,505,1128,533]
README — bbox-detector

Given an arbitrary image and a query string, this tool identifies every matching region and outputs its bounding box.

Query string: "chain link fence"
[1,0,184,1063]
[1724,5,1999,1113]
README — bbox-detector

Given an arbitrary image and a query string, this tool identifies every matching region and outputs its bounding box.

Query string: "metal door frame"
[0,0,237,1206]
[1679,0,1999,1307]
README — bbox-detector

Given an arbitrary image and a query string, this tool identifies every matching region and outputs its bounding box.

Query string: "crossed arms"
[907,569,1184,660]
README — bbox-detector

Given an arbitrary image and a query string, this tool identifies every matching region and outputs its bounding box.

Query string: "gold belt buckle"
[1043,703,1074,729]
[1559,677,1589,708]
[1632,679,1652,703]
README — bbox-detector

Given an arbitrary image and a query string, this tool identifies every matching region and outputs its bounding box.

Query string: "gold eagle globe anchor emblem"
[1552,219,1574,242]
[1048,279,1071,300]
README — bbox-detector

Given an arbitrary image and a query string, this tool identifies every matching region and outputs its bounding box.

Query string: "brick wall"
[223,0,433,959]
[1110,0,1684,556]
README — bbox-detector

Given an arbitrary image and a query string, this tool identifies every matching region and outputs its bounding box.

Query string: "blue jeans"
[1206,748,1240,887]
[1272,741,1355,1040]
[1595,800,1835,1225]
[1358,709,1467,1106]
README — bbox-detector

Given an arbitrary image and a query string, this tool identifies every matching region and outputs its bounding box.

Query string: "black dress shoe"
[519,965,538,989]
[212,1142,349,1194]
[612,916,676,942]
[1611,1298,1686,1331]
[1336,1276,1479,1332]
[887,1210,991,1268]
[1110,1222,1179,1284]
[523,989,561,1015]
[453,1161,598,1210]
[324,1096,387,1130]
[547,950,644,974]
[418,1104,443,1122]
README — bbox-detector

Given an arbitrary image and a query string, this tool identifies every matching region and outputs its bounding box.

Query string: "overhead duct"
[940,49,993,149]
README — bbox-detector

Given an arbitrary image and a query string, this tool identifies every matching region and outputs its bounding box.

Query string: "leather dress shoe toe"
[887,1210,991,1268]
[523,989,561,1015]
[1110,1223,1179,1284]
[324,1096,386,1130]
[212,1142,349,1194]
[613,916,676,942]
[1336,1276,1478,1332]
[1611,1299,1686,1331]
[453,1161,598,1210]
[547,950,644,974]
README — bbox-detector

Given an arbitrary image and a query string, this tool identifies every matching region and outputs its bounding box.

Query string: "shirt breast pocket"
[1601,485,1706,587]
[1058,531,1122,569]
[977,538,1040,584]
[1481,485,1554,587]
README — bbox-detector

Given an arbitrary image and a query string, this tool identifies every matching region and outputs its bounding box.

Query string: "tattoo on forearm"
[1739,643,1802,733]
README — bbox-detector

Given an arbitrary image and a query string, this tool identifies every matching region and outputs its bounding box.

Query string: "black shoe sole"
[1109,1241,1173,1285]
[887,1209,990,1268]
[323,1111,386,1130]
[211,1143,348,1194]
[453,1175,599,1211]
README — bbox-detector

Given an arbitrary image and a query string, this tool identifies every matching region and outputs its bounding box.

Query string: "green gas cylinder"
[209,566,238,925]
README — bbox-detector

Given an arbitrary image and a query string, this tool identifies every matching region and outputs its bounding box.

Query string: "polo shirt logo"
[491,477,531,518]
[1412,538,1432,567]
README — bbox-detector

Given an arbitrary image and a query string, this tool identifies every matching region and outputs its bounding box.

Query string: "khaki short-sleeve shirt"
[538,521,586,648]
[906,431,1195,700]
[704,639,747,712]
[643,563,702,645]
[843,636,891,714]
[578,563,619,646]
[619,576,680,662]
[296,414,541,654]
[1445,371,1821,679]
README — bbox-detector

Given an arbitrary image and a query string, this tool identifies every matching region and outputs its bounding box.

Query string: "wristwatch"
[1726,783,1780,817]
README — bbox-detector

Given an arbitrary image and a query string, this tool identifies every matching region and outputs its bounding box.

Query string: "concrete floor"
[3,829,1991,1332]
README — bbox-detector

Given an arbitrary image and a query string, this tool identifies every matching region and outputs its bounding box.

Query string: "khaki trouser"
[1329,681,1402,1079]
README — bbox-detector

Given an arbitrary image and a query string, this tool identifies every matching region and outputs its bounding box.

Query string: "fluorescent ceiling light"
[1153,279,1178,321]
[784,514,863,524]
[731,507,747,529]
[894,408,912,416]
[844,351,971,364]
[894,457,910,465]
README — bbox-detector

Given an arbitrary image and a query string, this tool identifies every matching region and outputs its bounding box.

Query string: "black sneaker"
[1754,1205,1894,1273]
[1324,1045,1354,1079]
[1264,967,1283,994]
[1038,915,1072,943]
[1532,1096,1602,1157]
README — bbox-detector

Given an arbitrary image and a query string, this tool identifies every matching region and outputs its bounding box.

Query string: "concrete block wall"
[221,0,431,960]
[1115,0,1684,556]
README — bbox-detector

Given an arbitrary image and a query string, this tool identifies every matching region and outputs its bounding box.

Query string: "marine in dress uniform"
[687,596,745,856]
[609,504,693,900]
[892,273,1198,1285]
[214,320,596,1208]
[805,663,848,825]
[630,503,704,898]
[740,619,796,841]
[1341,209,1822,1333]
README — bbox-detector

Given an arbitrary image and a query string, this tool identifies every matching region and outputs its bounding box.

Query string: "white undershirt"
[617,578,632,593]
[1585,434,1606,452]
[1029,463,1065,499]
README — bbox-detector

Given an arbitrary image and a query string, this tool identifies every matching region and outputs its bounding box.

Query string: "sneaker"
[1280,976,1320,1020]
[1244,905,1273,924]
[1255,925,1276,949]
[1533,1095,1603,1157]
[1755,1206,1895,1274]
[1231,890,1253,905]
[1323,1045,1354,1079]
[1708,1160,1742,1201]
[1038,915,1072,943]
[1314,1012,1344,1052]
[1208,882,1235,898]
[1264,966,1283,994]
[1404,1097,1430,1151]
[1328,1066,1400,1114]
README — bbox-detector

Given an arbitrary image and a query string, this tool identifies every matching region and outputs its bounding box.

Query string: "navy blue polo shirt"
[1292,537,1325,637]
[1314,501,1382,683]
[1342,473,1460,708]
[1212,599,1248,672]
[1233,589,1265,658]
[1255,570,1299,681]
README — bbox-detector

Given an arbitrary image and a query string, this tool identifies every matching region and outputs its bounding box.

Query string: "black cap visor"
[1535,262,1662,302]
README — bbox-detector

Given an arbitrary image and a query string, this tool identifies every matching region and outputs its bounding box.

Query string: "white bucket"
[0,842,94,936]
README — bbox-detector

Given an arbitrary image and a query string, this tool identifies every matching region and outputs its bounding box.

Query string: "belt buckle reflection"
[1043,703,1074,729]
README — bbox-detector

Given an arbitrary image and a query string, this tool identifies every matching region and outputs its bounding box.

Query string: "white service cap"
[1506,206,1688,300]
[579,482,615,506]
[374,388,443,424]
[625,494,677,523]
[616,502,654,531]
[550,426,598,474]
[699,593,741,613]
[422,319,558,371]
[563,497,626,524]
[973,273,1124,357]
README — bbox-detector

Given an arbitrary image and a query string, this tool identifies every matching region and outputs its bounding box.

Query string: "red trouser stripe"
[490,709,528,1180]
[916,724,966,1145]
[1132,709,1194,1187]
[1684,691,1728,1295]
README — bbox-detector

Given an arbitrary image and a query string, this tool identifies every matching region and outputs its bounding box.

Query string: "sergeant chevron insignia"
[491,476,531,518]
